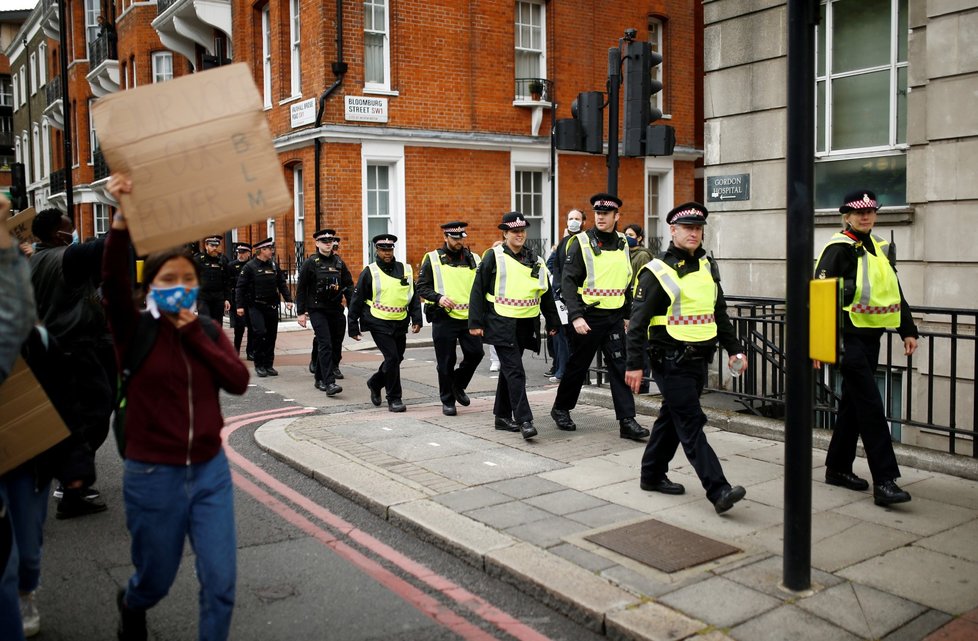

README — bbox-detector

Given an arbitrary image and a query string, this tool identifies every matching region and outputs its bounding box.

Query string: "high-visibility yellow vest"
[574,231,632,310]
[644,257,718,342]
[486,245,549,318]
[422,249,480,320]
[366,262,413,321]
[818,232,901,328]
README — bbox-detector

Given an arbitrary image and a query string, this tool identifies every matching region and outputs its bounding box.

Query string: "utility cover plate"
[585,518,740,573]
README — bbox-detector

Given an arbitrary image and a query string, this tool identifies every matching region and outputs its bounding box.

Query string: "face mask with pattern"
[148,285,199,314]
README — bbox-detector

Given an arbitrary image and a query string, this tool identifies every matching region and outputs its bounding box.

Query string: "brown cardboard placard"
[4,207,37,244]
[90,64,292,255]
[0,358,70,476]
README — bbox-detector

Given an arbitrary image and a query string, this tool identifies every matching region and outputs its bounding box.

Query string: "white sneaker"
[20,592,40,637]
[549,376,560,383]
[489,362,500,372]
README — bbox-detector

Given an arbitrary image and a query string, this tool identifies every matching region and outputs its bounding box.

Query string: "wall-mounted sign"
[290,98,316,128]
[707,174,750,202]
[345,96,388,123]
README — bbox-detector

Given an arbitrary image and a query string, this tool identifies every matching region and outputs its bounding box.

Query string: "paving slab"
[420,448,567,485]
[523,488,610,515]
[538,456,638,490]
[904,475,978,511]
[432,486,513,512]
[831,495,975,537]
[657,575,782,628]
[797,581,928,639]
[464,500,554,530]
[881,610,953,641]
[504,515,594,549]
[728,605,860,641]
[565,503,649,529]
[485,475,567,499]
[720,556,844,601]
[604,601,705,641]
[917,518,978,563]
[549,543,619,573]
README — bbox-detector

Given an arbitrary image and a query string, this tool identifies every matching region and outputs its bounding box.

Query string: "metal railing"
[93,148,110,180]
[158,0,179,15]
[45,75,61,105]
[514,77,554,103]
[89,30,117,67]
[50,167,66,194]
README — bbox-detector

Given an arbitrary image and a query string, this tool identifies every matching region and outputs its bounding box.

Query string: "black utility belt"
[651,344,715,364]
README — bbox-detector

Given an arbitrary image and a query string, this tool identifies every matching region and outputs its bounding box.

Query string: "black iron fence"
[50,167,66,194]
[514,77,554,103]
[89,30,117,67]
[45,75,61,106]
[93,148,110,180]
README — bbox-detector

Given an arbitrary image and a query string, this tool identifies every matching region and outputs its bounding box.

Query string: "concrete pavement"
[248,323,978,641]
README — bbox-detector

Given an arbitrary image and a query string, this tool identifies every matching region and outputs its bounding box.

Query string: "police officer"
[417,221,484,416]
[235,237,293,377]
[815,190,917,506]
[348,234,422,412]
[226,242,253,359]
[551,193,650,440]
[296,228,353,396]
[469,212,560,440]
[625,202,748,514]
[194,235,229,322]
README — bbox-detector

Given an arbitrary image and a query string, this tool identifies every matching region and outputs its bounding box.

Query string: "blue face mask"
[626,235,638,247]
[149,285,199,314]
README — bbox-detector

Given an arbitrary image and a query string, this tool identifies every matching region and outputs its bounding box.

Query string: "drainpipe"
[314,0,348,231]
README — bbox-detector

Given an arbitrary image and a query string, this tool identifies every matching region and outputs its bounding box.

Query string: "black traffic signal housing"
[9,162,28,211]
[622,40,675,157]
[555,91,604,154]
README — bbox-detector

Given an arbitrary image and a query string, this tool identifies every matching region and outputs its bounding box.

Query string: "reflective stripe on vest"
[818,232,901,328]
[574,231,633,309]
[424,249,480,320]
[486,245,548,318]
[645,257,718,342]
[366,262,413,321]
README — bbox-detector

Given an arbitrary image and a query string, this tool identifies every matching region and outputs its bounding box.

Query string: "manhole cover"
[585,518,739,573]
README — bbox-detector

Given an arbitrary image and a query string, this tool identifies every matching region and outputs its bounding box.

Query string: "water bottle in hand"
[730,354,745,378]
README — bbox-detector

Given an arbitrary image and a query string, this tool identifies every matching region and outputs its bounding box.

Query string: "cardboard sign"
[4,207,37,244]
[0,358,70,475]
[91,64,291,255]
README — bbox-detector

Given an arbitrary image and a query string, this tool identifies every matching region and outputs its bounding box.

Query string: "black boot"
[873,480,911,506]
[550,408,576,431]
[619,417,650,440]
[117,590,147,641]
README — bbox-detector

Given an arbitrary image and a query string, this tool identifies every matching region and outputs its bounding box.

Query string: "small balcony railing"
[50,167,66,194]
[0,132,13,147]
[45,75,62,105]
[93,148,110,181]
[515,77,554,103]
[158,0,179,14]
[89,30,118,67]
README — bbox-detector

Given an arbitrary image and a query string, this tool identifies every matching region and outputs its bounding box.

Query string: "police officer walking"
[348,234,422,412]
[296,228,353,396]
[195,235,229,323]
[235,237,293,377]
[625,202,748,514]
[226,242,253,359]
[417,222,484,416]
[469,212,560,440]
[551,193,650,440]
[815,190,918,506]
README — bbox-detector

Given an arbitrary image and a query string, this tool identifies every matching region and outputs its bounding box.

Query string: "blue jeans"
[0,467,51,641]
[123,449,236,641]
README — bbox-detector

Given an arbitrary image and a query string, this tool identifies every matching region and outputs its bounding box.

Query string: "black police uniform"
[416,243,484,411]
[348,259,422,408]
[235,256,292,374]
[553,227,647,438]
[226,253,253,358]
[194,251,228,322]
[625,242,744,506]
[296,250,353,389]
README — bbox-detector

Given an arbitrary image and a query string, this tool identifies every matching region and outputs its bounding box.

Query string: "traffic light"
[622,40,674,157]
[555,91,604,154]
[9,162,28,211]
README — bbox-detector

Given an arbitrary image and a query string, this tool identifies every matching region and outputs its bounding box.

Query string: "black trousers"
[368,330,406,402]
[199,295,224,324]
[641,357,729,502]
[493,343,533,423]
[433,318,484,405]
[309,310,345,385]
[249,304,279,368]
[232,306,252,356]
[553,313,635,420]
[826,332,900,483]
[60,344,115,487]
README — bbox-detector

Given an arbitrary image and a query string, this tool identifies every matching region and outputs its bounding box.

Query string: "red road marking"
[223,409,555,641]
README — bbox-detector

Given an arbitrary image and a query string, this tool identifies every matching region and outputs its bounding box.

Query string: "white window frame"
[261,5,272,108]
[361,142,406,264]
[84,0,100,49]
[131,56,137,87]
[152,52,173,83]
[41,119,50,177]
[14,136,21,163]
[88,98,98,164]
[21,132,30,183]
[29,53,36,95]
[38,43,47,87]
[645,157,675,253]
[648,17,667,117]
[510,149,551,253]
[514,0,546,99]
[10,74,18,111]
[19,66,26,106]
[93,203,109,237]
[363,0,391,92]
[293,165,304,242]
[289,0,301,97]
[32,124,41,182]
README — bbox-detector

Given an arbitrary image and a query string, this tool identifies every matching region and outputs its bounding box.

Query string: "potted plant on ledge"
[528,79,544,101]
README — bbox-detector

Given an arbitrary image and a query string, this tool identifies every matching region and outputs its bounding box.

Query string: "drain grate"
[585,518,740,573]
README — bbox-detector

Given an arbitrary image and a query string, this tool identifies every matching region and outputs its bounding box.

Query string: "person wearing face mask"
[103,174,249,641]
[625,202,748,514]
[624,224,654,282]
[543,209,585,381]
[29,209,113,519]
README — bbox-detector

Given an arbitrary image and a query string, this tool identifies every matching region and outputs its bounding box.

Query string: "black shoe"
[619,417,650,441]
[543,367,555,377]
[309,359,317,374]
[442,404,457,416]
[452,385,471,407]
[255,366,268,378]
[325,383,343,396]
[315,380,328,391]
[246,353,255,361]
[56,489,108,520]
[714,485,747,514]
[519,421,538,440]
[873,480,911,506]
[825,469,870,492]
[550,408,576,431]
[494,417,520,432]
[265,367,279,376]
[333,368,344,380]
[389,399,406,413]
[117,589,147,641]
[368,383,382,406]
[640,477,685,495]
[53,484,100,501]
